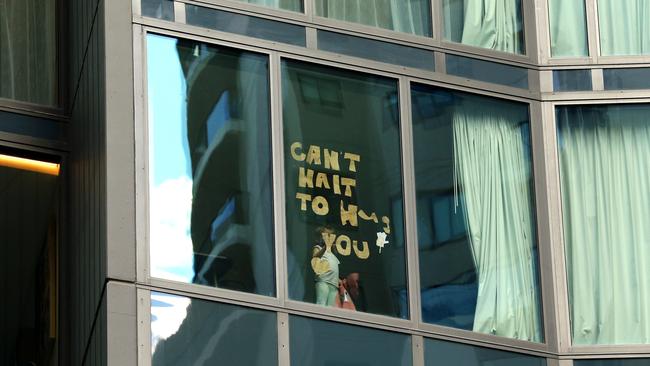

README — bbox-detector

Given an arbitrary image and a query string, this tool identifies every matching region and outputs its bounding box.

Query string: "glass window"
[412,84,543,342]
[598,0,650,56]
[151,292,277,365]
[0,0,57,106]
[557,104,650,345]
[603,68,650,90]
[424,338,547,366]
[147,34,276,297]
[290,315,412,366]
[553,70,593,92]
[315,0,432,37]
[317,30,435,72]
[232,0,302,12]
[185,5,306,47]
[142,0,174,21]
[548,0,588,57]
[445,54,529,89]
[282,60,408,319]
[443,0,525,55]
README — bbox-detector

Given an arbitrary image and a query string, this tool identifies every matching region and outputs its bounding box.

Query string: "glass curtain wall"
[443,0,525,54]
[548,0,588,57]
[0,0,57,106]
[598,0,650,56]
[411,84,542,342]
[558,104,650,345]
[282,60,408,318]
[147,34,276,297]
[315,0,432,37]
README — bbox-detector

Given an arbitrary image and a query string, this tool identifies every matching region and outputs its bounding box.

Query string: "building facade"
[2,0,650,365]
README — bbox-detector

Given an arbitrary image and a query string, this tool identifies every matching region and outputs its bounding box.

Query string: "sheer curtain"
[548,0,588,57]
[316,0,431,36]
[444,0,524,54]
[240,0,302,12]
[0,0,56,106]
[453,98,541,342]
[558,105,650,345]
[598,0,650,56]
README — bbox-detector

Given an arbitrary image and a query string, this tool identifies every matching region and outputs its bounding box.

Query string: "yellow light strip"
[0,153,60,176]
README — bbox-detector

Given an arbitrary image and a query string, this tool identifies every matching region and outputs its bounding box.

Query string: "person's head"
[314,225,335,251]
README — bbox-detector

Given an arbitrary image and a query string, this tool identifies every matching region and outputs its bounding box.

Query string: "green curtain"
[315,0,431,37]
[558,105,650,345]
[239,0,302,12]
[548,0,588,57]
[444,0,524,54]
[0,0,56,106]
[598,0,650,56]
[453,98,541,342]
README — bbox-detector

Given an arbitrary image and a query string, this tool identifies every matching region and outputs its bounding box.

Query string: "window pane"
[290,315,412,366]
[424,338,547,366]
[185,5,306,47]
[558,104,650,345]
[315,0,432,37]
[232,0,302,12]
[282,60,408,319]
[412,83,543,342]
[603,68,650,90]
[553,70,593,92]
[147,34,276,297]
[598,0,650,56]
[548,0,588,57]
[317,30,435,71]
[141,0,174,21]
[443,0,525,54]
[0,0,57,106]
[445,54,529,89]
[151,292,277,365]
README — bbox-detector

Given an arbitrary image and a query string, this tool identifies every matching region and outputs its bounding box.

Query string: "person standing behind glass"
[311,226,340,306]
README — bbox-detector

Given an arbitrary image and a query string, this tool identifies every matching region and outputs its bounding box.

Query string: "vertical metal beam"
[174,1,186,24]
[434,51,446,74]
[585,0,600,59]
[524,0,541,63]
[399,76,422,327]
[534,0,551,64]
[592,68,605,91]
[278,312,291,366]
[306,27,318,50]
[136,288,152,366]
[431,0,443,45]
[412,335,425,366]
[270,52,289,305]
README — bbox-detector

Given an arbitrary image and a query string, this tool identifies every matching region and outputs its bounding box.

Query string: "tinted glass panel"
[553,70,592,92]
[315,0,432,37]
[548,0,588,57]
[425,338,546,366]
[412,84,543,342]
[282,60,408,318]
[0,0,56,105]
[151,292,277,366]
[443,0,525,54]
[446,54,529,89]
[598,0,650,56]
[604,68,650,90]
[233,0,302,12]
[147,34,275,296]
[186,5,306,47]
[142,0,174,21]
[290,315,412,366]
[557,104,650,345]
[575,360,650,366]
[318,30,435,71]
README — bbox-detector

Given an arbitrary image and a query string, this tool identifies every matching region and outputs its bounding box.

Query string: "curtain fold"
[548,0,588,57]
[443,0,523,54]
[0,0,56,106]
[559,106,650,345]
[598,0,650,56]
[452,98,541,342]
[316,0,430,36]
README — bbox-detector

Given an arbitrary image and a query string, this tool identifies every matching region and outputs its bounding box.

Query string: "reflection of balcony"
[190,119,244,250]
[193,223,250,286]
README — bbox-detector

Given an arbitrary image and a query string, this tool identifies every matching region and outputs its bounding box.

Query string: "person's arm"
[312,244,327,258]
